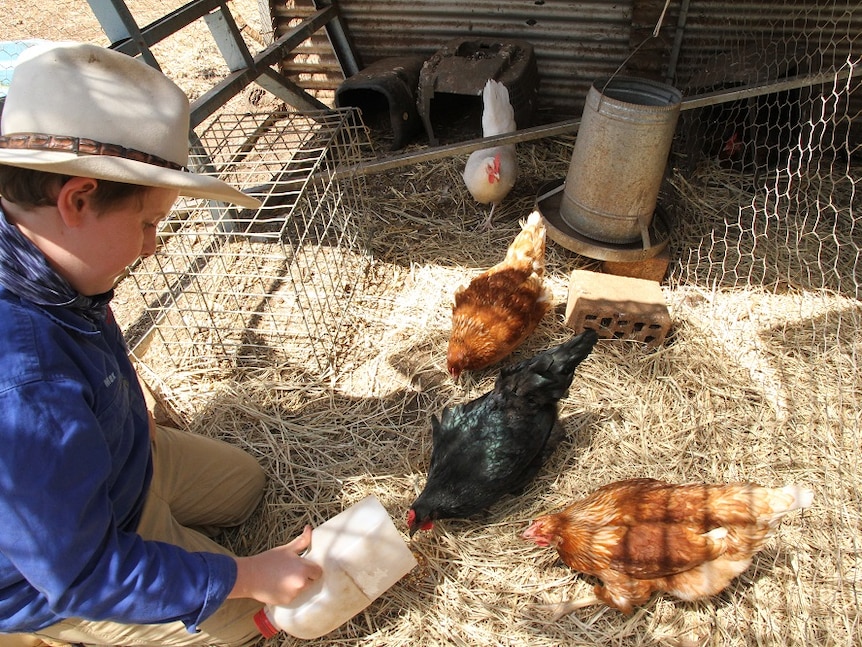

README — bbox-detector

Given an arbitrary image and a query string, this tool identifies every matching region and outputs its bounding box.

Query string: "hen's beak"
[522,521,548,546]
[408,520,434,538]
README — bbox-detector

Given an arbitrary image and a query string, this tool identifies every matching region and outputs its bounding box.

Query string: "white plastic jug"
[253,495,417,639]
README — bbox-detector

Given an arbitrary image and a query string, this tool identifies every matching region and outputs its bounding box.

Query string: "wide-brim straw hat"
[0,41,260,209]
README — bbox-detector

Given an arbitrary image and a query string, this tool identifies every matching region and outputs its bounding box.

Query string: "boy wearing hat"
[0,42,321,646]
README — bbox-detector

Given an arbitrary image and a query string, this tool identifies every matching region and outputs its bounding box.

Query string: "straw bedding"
[125,133,861,646]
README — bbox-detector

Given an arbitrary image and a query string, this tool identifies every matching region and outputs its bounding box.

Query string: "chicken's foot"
[479,203,498,231]
[534,594,603,621]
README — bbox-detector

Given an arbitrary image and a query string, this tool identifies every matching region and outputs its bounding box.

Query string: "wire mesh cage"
[122,108,374,375]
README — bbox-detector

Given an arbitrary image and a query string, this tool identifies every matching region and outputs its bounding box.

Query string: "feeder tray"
[536,179,672,262]
[417,38,538,145]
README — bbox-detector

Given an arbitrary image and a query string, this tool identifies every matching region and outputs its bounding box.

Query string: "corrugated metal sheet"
[336,0,633,120]
[271,1,860,133]
[273,0,634,120]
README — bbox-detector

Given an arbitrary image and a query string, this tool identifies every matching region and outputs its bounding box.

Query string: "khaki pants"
[6,425,267,647]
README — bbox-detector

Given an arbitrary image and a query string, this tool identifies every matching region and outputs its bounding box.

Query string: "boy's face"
[70,184,179,296]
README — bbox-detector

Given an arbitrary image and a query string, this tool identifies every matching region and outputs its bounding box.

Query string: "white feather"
[480,78,517,137]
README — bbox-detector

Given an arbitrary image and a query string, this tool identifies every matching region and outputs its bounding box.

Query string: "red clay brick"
[564,269,671,348]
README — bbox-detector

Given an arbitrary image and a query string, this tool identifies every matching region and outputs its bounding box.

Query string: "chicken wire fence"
[663,5,860,299]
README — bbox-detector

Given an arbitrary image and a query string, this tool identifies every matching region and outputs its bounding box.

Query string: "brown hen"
[446,210,551,379]
[522,478,813,617]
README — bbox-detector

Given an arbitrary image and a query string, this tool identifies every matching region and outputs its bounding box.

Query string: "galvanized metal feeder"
[539,76,681,261]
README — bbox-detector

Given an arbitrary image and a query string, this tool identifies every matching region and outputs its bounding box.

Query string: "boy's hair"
[0,165,150,211]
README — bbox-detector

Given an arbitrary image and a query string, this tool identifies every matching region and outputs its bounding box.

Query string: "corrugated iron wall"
[271,0,647,120]
[333,0,636,121]
[270,1,860,132]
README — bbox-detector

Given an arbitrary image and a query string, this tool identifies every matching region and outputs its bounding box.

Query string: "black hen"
[407,329,599,536]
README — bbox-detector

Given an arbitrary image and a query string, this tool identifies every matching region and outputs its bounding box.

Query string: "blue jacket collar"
[0,207,112,324]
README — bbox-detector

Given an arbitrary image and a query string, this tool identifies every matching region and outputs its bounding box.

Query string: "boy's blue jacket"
[0,209,236,633]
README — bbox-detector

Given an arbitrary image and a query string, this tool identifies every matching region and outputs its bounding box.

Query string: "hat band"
[0,132,189,173]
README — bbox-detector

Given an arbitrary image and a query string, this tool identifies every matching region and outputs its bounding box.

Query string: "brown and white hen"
[446,210,551,379]
[523,478,813,618]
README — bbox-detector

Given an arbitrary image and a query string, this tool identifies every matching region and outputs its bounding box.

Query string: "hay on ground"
[124,134,861,647]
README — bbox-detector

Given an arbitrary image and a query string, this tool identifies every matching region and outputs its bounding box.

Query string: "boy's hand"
[229,525,322,605]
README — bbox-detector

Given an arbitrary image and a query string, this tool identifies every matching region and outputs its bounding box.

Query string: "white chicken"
[463,78,518,230]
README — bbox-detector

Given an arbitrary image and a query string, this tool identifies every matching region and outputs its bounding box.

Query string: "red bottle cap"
[253,608,279,638]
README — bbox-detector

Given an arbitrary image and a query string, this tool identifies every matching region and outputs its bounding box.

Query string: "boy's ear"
[56,177,99,227]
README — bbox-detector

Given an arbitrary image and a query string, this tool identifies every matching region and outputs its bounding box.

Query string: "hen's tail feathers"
[482,78,517,137]
[756,484,814,534]
[704,483,813,530]
[756,484,814,518]
[500,329,600,399]
[542,328,600,376]
[764,485,814,523]
[501,210,546,274]
[781,485,815,511]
